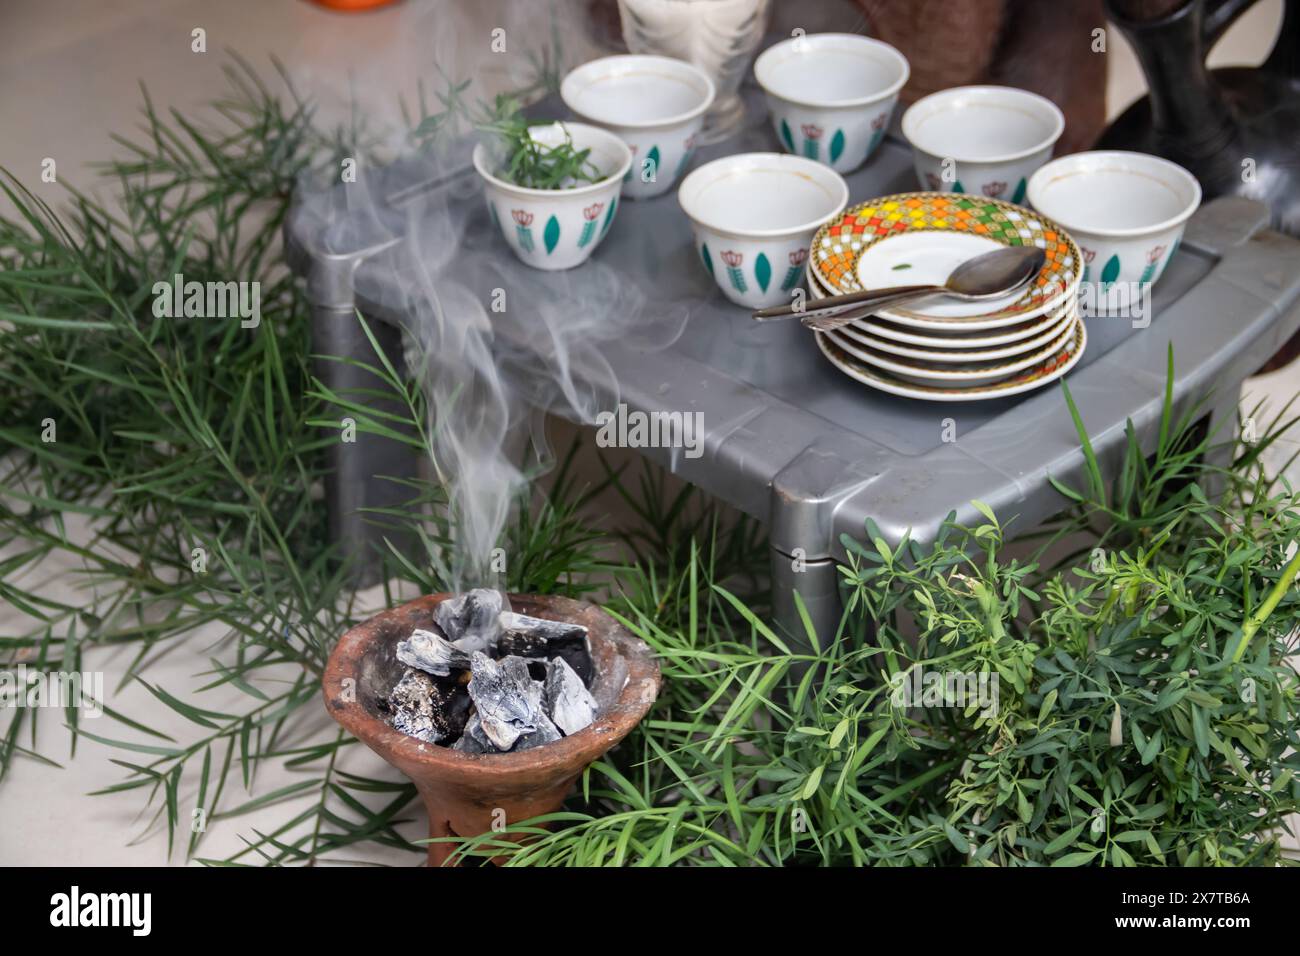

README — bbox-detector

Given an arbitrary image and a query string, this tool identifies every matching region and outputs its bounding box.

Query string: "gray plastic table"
[286,93,1300,644]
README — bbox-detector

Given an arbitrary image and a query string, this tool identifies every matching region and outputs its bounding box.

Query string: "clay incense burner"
[322,593,660,866]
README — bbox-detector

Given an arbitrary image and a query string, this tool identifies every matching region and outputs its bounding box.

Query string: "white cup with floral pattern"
[473,122,632,271]
[562,54,715,200]
[1027,150,1201,311]
[754,33,909,174]
[902,85,1064,203]
[678,152,849,309]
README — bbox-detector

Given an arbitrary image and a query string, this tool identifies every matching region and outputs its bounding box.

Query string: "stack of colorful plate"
[806,192,1086,402]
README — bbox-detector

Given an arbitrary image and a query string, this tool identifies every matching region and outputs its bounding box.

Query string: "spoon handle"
[750,283,944,322]
[800,302,881,332]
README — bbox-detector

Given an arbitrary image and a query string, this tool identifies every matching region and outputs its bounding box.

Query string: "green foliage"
[0,60,607,863]
[481,106,602,190]
[409,36,600,190]
[442,359,1300,867]
[843,483,1300,867]
[3,58,1298,868]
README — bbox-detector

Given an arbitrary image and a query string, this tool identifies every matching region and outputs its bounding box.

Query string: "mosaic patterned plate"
[809,278,1074,345]
[809,192,1081,325]
[834,303,1076,363]
[816,319,1086,403]
[824,314,1078,386]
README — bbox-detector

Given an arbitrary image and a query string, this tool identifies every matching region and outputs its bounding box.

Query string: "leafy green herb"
[478,106,602,190]
[441,354,1300,867]
[4,55,1299,869]
[410,48,601,190]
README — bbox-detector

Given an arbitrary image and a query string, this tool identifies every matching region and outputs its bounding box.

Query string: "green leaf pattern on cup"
[1139,243,1169,284]
[512,209,535,252]
[600,198,618,238]
[1100,254,1121,286]
[577,202,604,249]
[705,248,809,296]
[508,207,617,257]
[801,124,823,161]
[779,119,795,152]
[781,249,808,292]
[643,145,660,184]
[721,250,747,292]
[829,130,845,165]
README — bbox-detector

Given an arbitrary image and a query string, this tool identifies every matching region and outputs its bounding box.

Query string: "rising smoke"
[291,0,690,589]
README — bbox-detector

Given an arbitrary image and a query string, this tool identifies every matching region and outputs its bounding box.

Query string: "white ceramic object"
[473,122,632,271]
[835,303,1075,362]
[678,152,849,309]
[901,85,1064,203]
[832,310,1070,349]
[815,319,1086,402]
[561,55,715,200]
[809,277,1071,348]
[812,235,1076,333]
[618,0,770,144]
[825,313,1078,386]
[806,192,1082,329]
[1027,150,1201,298]
[753,33,909,173]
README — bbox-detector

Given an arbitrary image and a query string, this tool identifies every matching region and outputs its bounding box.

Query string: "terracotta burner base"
[322,593,660,866]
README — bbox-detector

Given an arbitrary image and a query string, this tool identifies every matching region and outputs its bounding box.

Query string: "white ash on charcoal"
[383,668,471,744]
[383,589,598,752]
[544,656,597,736]
[453,712,495,754]
[433,588,504,654]
[396,627,470,677]
[500,610,587,644]
[457,652,561,751]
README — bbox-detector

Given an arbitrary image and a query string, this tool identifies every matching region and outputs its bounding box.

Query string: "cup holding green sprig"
[472,119,632,271]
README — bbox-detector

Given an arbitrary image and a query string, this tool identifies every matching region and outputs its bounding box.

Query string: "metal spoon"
[750,245,1047,332]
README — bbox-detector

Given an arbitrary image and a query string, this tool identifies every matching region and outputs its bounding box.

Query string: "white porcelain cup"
[1027,150,1201,306]
[902,85,1064,203]
[561,55,715,200]
[473,122,632,271]
[678,153,849,309]
[754,33,909,174]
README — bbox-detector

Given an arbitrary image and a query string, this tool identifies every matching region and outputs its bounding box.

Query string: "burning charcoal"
[432,680,472,742]
[548,639,595,688]
[388,669,443,744]
[466,652,550,750]
[497,629,550,659]
[435,589,504,654]
[444,683,473,736]
[544,656,597,736]
[512,715,562,751]
[499,610,588,644]
[452,713,499,754]
[396,627,470,677]
[388,668,471,744]
[523,659,549,683]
